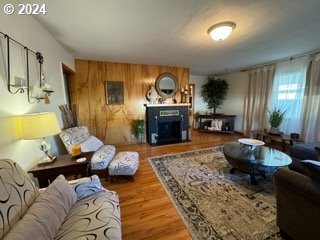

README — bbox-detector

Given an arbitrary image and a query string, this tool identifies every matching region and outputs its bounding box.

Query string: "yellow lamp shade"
[19,112,61,139]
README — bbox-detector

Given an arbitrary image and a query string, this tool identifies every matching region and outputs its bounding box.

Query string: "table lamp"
[19,112,61,165]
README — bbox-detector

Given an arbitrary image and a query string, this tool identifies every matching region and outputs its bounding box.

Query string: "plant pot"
[269,127,281,135]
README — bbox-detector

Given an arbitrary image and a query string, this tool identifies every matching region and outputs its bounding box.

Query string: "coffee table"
[223,142,292,185]
[28,152,93,188]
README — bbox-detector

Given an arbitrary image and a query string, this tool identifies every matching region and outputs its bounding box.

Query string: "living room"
[1,1,320,240]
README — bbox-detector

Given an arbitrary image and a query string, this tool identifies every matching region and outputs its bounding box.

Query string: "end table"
[28,152,93,188]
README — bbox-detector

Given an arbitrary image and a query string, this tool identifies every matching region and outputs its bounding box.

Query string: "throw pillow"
[69,175,104,200]
[301,160,320,181]
[80,135,103,152]
[4,175,77,240]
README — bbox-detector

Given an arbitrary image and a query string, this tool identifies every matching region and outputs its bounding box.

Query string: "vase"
[147,85,158,104]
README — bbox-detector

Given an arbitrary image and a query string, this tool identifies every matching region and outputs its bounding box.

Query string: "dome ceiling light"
[207,21,236,41]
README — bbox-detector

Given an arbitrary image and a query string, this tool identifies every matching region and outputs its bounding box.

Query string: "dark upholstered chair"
[290,142,320,160]
[274,147,320,240]
[289,141,320,173]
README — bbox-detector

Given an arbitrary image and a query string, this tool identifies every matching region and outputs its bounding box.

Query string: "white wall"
[189,74,208,114]
[219,71,249,132]
[0,11,74,170]
[190,72,249,132]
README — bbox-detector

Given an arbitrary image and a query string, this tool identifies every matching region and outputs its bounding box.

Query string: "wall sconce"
[5,35,28,94]
[1,31,54,103]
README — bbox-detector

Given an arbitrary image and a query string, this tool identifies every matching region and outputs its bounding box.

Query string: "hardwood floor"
[102,130,241,240]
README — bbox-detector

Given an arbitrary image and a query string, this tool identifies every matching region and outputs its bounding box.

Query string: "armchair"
[59,126,116,175]
[274,147,320,240]
[289,141,320,173]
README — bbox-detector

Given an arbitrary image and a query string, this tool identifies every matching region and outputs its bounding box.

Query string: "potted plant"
[132,119,145,144]
[267,107,287,135]
[201,77,228,114]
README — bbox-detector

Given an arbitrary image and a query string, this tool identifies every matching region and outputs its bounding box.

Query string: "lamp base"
[38,139,57,166]
[37,156,56,166]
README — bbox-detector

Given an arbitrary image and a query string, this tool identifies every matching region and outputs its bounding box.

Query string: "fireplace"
[158,121,181,144]
[145,104,189,145]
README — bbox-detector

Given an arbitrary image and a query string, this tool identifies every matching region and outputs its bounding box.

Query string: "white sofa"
[0,159,121,240]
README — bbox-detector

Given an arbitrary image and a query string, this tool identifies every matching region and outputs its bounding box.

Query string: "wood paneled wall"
[70,60,189,144]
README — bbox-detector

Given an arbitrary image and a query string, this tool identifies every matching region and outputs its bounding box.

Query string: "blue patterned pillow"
[69,175,105,200]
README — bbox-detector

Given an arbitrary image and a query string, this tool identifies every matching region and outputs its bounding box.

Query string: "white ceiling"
[25,0,320,75]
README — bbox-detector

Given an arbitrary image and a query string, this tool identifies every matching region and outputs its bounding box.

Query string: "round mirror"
[155,73,178,99]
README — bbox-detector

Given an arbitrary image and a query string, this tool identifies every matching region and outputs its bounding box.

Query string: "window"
[268,56,309,134]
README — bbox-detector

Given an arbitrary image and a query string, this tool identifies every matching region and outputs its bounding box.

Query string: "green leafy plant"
[132,119,145,143]
[201,77,228,114]
[267,107,287,128]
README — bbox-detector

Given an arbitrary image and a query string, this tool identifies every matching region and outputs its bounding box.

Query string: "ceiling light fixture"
[207,21,236,41]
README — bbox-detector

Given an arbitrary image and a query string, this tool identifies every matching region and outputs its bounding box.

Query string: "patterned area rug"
[148,147,282,240]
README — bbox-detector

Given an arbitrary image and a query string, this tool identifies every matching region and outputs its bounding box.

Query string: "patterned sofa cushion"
[54,190,121,240]
[0,159,122,240]
[80,135,104,152]
[0,159,39,239]
[59,126,90,154]
[91,145,116,170]
[69,175,104,200]
[108,151,139,176]
[4,175,77,240]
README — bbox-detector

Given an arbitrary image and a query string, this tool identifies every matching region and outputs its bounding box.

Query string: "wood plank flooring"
[102,130,241,240]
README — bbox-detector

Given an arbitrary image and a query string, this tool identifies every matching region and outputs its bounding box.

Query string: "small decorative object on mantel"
[180,84,192,103]
[146,84,158,104]
[267,107,287,135]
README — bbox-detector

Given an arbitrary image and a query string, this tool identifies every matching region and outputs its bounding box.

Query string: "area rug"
[148,147,282,240]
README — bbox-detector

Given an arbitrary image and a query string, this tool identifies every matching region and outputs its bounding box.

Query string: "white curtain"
[268,56,309,135]
[243,65,274,136]
[300,53,320,142]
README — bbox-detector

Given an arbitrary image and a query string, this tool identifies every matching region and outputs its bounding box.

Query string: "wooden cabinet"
[196,114,236,134]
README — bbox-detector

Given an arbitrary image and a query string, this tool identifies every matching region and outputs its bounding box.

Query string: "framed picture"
[105,81,124,105]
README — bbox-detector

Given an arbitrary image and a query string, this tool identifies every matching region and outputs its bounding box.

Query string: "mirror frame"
[155,73,178,99]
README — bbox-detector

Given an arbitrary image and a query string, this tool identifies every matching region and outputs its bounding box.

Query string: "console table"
[28,152,93,188]
[197,114,236,134]
[251,130,303,152]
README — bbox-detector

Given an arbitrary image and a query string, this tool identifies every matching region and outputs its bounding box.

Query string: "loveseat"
[0,159,121,240]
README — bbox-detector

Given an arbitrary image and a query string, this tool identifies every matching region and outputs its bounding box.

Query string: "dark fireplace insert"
[157,121,181,144]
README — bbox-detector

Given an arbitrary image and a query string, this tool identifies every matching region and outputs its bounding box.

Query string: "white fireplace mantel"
[144,103,190,107]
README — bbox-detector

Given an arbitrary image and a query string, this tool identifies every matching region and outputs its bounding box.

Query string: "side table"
[251,130,303,152]
[28,152,93,188]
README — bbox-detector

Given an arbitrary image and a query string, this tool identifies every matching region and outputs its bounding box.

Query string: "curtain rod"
[0,31,37,55]
[239,49,320,73]
[212,48,320,76]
